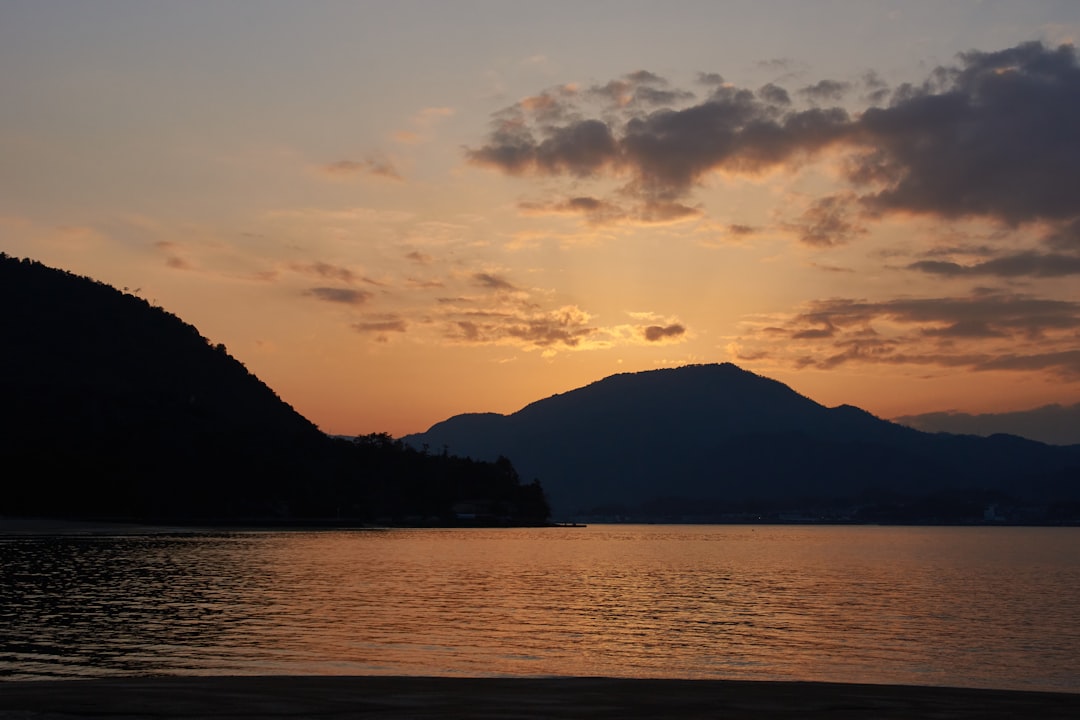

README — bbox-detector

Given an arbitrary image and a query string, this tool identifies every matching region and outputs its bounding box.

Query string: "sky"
[4,1,1080,438]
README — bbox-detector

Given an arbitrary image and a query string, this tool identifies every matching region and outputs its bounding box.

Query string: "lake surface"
[2,525,1078,692]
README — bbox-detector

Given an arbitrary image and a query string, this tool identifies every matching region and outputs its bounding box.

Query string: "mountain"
[403,364,1080,523]
[895,403,1080,446]
[0,253,549,524]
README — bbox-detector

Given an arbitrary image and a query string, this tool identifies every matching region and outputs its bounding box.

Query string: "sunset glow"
[4,1,1079,436]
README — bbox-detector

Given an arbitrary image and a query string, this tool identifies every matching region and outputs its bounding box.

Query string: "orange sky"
[3,2,1080,436]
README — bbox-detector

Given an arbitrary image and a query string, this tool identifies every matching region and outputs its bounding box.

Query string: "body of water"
[2,525,1078,692]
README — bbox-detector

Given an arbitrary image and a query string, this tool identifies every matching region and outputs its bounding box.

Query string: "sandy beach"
[1,676,1078,719]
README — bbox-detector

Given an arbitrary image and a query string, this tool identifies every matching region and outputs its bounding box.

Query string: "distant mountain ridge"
[404,364,1080,522]
[895,403,1080,446]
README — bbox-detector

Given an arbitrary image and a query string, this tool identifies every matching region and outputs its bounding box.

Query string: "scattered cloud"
[472,272,517,291]
[587,70,696,108]
[518,195,700,226]
[305,287,374,305]
[445,304,598,354]
[518,196,627,224]
[290,261,359,284]
[319,158,401,180]
[732,291,1080,379]
[353,316,408,334]
[798,79,852,102]
[785,193,865,247]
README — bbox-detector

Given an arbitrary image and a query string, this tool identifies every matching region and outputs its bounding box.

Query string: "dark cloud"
[467,71,851,207]
[405,251,431,264]
[758,83,791,106]
[749,292,1080,378]
[853,42,1080,226]
[470,43,1080,248]
[472,272,517,291]
[643,323,686,342]
[793,294,1080,338]
[620,93,849,200]
[697,72,725,86]
[909,252,1080,277]
[798,79,852,102]
[305,287,373,305]
[535,119,619,176]
[1045,218,1080,250]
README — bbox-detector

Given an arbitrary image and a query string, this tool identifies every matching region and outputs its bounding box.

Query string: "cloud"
[319,158,401,180]
[909,251,1080,277]
[785,193,865,246]
[861,70,890,104]
[642,323,686,342]
[518,195,627,224]
[353,317,408,334]
[445,305,598,352]
[733,291,1080,378]
[798,79,852,102]
[518,195,700,226]
[305,287,374,305]
[728,223,757,236]
[290,261,359,284]
[758,83,791,106]
[468,43,1080,246]
[588,71,695,108]
[852,42,1080,228]
[472,272,517,291]
[466,70,851,208]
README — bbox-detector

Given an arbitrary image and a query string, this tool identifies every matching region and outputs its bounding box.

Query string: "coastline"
[1,676,1078,719]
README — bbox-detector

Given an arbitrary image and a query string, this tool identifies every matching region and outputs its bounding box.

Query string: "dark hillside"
[0,254,549,524]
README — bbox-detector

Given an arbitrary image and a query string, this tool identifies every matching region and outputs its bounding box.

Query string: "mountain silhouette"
[0,253,549,525]
[403,364,1080,522]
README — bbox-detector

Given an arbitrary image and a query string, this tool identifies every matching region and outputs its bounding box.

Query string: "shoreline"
[1,676,1078,719]
[4,515,1079,537]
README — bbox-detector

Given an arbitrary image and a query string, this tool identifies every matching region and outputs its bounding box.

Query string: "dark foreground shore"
[1,676,1078,719]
